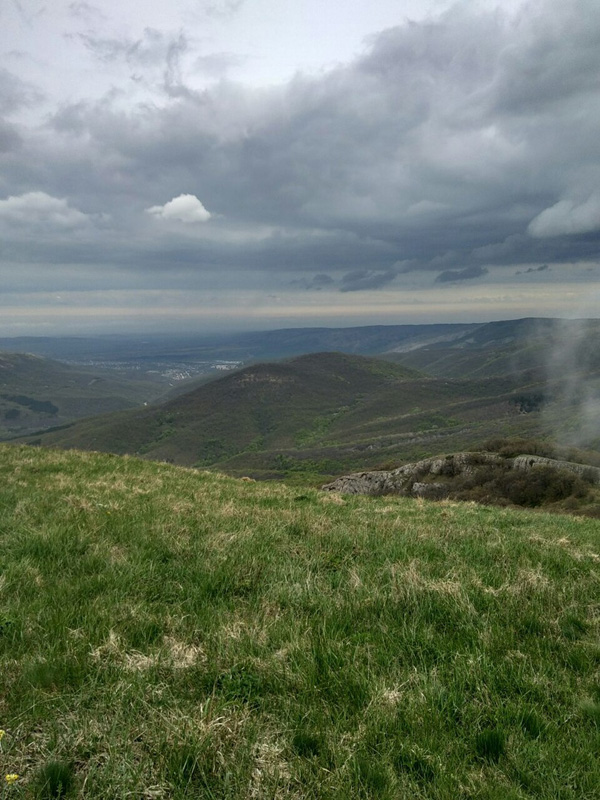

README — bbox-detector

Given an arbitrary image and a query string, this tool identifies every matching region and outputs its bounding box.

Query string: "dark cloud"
[340,269,397,292]
[0,120,21,153]
[68,2,108,24]
[74,27,191,96]
[311,273,334,287]
[2,0,600,298]
[289,273,335,291]
[77,27,188,70]
[516,264,550,275]
[435,266,488,284]
[488,1,600,115]
[193,52,247,79]
[203,1,246,20]
[9,0,45,27]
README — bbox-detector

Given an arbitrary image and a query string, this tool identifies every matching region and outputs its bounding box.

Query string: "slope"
[0,444,598,798]
[385,317,600,379]
[0,351,166,439]
[21,351,550,480]
[22,353,420,464]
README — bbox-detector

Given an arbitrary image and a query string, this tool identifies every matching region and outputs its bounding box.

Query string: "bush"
[482,437,556,459]
[494,466,588,507]
[447,461,591,510]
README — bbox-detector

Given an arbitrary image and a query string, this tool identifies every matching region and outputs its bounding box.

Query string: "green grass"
[0,444,599,798]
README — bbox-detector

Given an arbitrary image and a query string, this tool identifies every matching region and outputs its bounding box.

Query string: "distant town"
[63,358,243,382]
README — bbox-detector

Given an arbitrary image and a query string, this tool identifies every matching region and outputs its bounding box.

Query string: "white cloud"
[528,192,600,238]
[0,191,89,228]
[146,194,212,223]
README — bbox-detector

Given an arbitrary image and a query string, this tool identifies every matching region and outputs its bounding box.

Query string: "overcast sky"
[1,0,599,335]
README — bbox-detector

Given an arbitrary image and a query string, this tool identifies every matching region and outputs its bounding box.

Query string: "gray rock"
[411,482,448,499]
[322,451,505,496]
[322,450,600,498]
[321,470,398,496]
[513,454,600,483]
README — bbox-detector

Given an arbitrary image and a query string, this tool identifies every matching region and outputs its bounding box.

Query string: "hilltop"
[0,444,598,798]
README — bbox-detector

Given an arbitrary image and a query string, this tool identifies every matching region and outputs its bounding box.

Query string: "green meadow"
[0,444,599,798]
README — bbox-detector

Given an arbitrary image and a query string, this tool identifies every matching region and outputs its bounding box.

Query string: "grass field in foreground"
[0,444,599,799]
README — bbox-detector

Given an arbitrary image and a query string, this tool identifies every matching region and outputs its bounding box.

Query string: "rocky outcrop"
[320,470,400,496]
[513,455,600,484]
[322,452,506,497]
[322,451,600,497]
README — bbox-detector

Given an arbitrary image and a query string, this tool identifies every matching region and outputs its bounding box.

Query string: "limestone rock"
[322,451,507,497]
[322,450,599,498]
[513,454,600,483]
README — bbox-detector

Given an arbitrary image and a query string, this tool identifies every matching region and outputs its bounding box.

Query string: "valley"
[3,317,595,493]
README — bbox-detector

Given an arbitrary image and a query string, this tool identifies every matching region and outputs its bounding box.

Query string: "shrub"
[482,437,556,459]
[494,466,588,507]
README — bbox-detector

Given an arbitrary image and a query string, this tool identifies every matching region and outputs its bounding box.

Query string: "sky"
[1,0,600,335]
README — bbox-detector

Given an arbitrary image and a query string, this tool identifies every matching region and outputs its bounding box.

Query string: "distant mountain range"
[0,323,478,363]
[8,317,600,478]
[19,351,547,481]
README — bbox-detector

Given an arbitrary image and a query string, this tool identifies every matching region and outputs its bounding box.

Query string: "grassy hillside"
[0,444,599,798]
[21,352,549,481]
[19,353,422,463]
[0,352,165,439]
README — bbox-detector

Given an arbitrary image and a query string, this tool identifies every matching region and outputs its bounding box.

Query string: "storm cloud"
[435,266,489,284]
[1,0,600,332]
[341,270,398,292]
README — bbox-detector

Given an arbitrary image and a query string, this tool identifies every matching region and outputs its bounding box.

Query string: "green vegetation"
[15,317,600,482]
[1,444,599,798]
[19,352,553,482]
[375,440,600,517]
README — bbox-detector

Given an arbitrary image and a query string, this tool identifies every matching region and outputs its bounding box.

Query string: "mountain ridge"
[20,351,549,479]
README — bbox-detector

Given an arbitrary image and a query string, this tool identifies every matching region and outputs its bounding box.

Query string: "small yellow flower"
[5,774,19,784]
[0,729,5,741]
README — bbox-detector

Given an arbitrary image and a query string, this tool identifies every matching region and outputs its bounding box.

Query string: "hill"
[0,444,598,798]
[385,317,600,379]
[0,351,167,439]
[20,352,550,479]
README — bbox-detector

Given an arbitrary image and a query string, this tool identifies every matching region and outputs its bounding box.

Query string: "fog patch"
[544,319,600,448]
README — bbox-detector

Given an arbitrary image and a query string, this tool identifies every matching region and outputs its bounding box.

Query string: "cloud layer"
[0,192,90,229]
[1,0,599,332]
[528,193,600,238]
